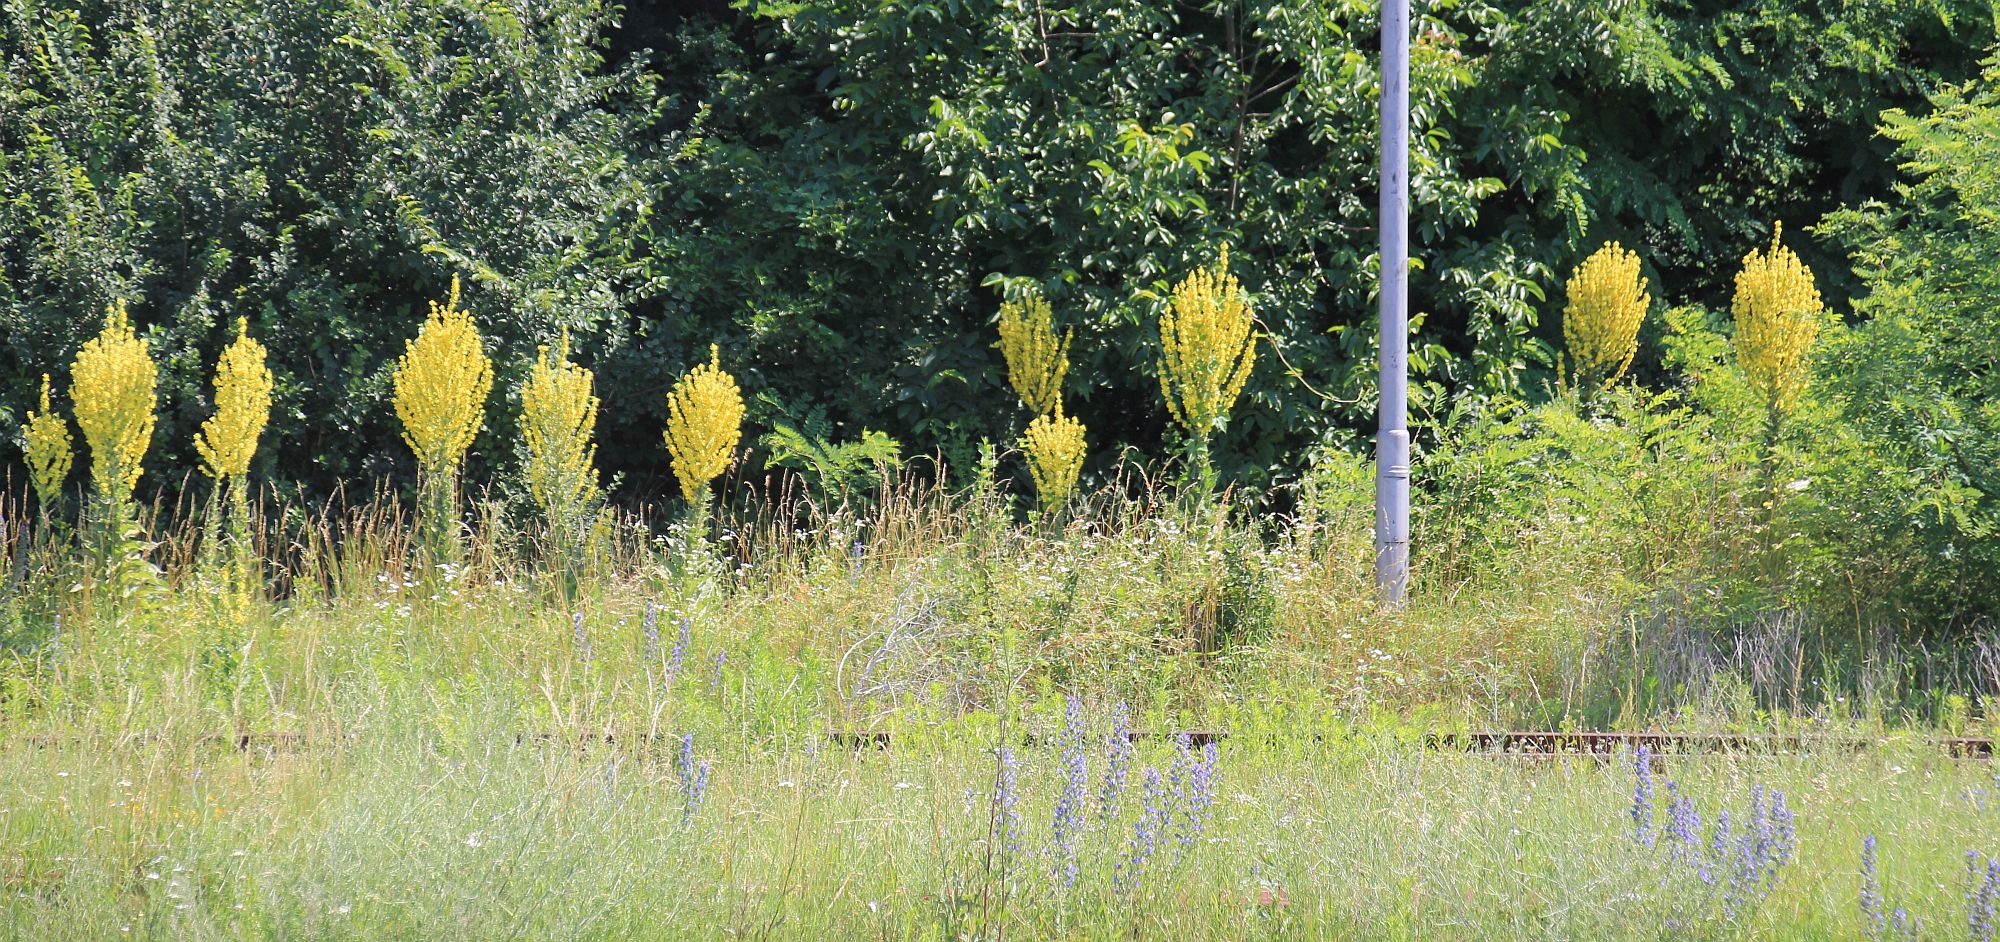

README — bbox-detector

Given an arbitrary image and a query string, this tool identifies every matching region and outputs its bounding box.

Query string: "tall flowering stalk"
[1159,245,1256,489]
[22,374,73,511]
[1021,410,1086,514]
[1050,697,1089,888]
[1731,224,1823,525]
[1099,701,1133,827]
[1627,753,1797,928]
[996,288,1070,417]
[195,318,274,606]
[1732,223,1823,420]
[1563,243,1651,392]
[519,329,600,588]
[989,745,1022,863]
[71,301,158,572]
[391,275,493,563]
[663,345,743,508]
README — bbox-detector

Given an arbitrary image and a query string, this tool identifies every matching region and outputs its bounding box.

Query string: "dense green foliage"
[3,0,1993,497]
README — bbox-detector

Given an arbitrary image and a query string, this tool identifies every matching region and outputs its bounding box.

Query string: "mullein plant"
[662,345,743,513]
[391,276,493,567]
[193,318,274,611]
[999,285,1087,514]
[1158,244,1256,493]
[70,301,160,590]
[1733,223,1823,425]
[1731,224,1823,522]
[1021,411,1085,514]
[997,288,1070,418]
[519,329,601,595]
[1563,242,1651,396]
[22,374,73,519]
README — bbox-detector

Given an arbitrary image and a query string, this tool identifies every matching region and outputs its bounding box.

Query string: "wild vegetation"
[5,1,2000,939]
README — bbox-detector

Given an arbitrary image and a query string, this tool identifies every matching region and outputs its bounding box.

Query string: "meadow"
[3,465,1999,940]
[8,4,2000,939]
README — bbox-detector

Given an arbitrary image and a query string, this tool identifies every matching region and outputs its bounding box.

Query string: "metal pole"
[1374,0,1411,607]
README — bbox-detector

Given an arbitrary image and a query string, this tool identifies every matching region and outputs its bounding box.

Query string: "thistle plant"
[1563,242,1651,391]
[519,329,601,588]
[1732,223,1823,419]
[71,301,158,573]
[1021,410,1085,513]
[1159,245,1256,489]
[194,318,274,605]
[22,374,73,510]
[663,345,743,508]
[997,287,1070,417]
[391,275,493,564]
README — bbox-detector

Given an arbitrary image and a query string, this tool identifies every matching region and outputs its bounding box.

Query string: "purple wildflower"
[1051,697,1088,887]
[1969,852,2000,942]
[1630,746,1657,848]
[1100,701,1132,828]
[572,612,592,667]
[641,603,662,661]
[710,650,727,689]
[1664,782,1701,867]
[1167,733,1218,861]
[1117,767,1168,886]
[676,733,711,820]
[1861,836,1885,940]
[991,746,1021,859]
[1191,740,1219,829]
[665,617,691,686]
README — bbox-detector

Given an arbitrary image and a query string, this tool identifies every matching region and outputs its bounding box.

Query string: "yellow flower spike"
[23,373,73,504]
[996,288,1071,416]
[520,328,601,512]
[392,275,493,475]
[1021,409,1086,512]
[1562,243,1651,389]
[1159,244,1257,437]
[195,319,275,481]
[1732,223,1823,416]
[71,300,158,496]
[663,345,743,504]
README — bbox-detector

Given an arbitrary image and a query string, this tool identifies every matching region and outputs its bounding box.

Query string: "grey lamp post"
[1375,0,1411,606]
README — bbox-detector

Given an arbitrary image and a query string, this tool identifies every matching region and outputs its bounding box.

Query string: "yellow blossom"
[1562,243,1650,389]
[71,301,157,495]
[1732,223,1823,415]
[996,288,1071,416]
[520,329,600,512]
[23,373,73,504]
[1159,244,1256,437]
[1021,410,1086,511]
[663,345,743,503]
[392,275,492,474]
[195,319,275,480]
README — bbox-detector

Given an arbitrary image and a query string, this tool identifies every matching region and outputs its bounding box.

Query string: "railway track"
[14,729,1993,758]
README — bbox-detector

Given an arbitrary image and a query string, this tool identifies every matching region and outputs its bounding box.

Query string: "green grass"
[2,465,1996,939]
[4,711,1995,940]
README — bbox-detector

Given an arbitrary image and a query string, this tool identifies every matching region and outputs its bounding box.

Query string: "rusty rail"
[12,729,1993,758]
